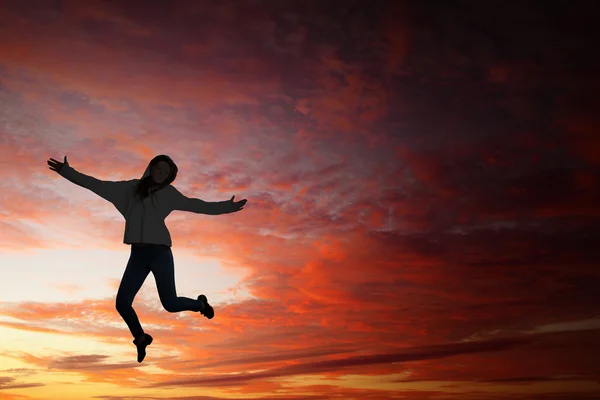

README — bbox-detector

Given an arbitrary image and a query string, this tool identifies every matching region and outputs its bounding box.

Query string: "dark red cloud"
[148,337,531,388]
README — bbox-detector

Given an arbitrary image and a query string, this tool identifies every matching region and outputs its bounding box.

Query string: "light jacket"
[59,159,232,247]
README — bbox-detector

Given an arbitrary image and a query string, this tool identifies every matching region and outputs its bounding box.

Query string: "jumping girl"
[47,155,247,362]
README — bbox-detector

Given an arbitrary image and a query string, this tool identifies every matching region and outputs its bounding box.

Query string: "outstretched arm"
[54,158,131,205]
[169,185,247,215]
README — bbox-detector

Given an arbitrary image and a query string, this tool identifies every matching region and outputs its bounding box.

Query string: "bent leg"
[150,246,202,313]
[116,249,150,339]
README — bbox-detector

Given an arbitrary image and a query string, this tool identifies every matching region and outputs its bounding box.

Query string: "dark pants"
[115,244,201,339]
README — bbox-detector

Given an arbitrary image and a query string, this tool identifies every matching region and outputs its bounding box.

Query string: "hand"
[228,195,247,213]
[47,156,69,173]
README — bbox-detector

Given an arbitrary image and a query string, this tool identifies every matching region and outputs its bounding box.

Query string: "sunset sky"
[1,0,600,399]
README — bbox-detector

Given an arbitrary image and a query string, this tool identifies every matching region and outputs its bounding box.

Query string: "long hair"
[134,155,178,204]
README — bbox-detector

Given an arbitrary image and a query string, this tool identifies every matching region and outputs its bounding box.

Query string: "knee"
[161,299,177,313]
[115,297,131,313]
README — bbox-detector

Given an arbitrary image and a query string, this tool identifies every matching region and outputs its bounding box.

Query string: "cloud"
[479,375,563,383]
[92,396,325,400]
[180,345,359,370]
[0,376,44,390]
[0,369,38,374]
[47,354,139,371]
[0,394,34,400]
[148,337,530,388]
[7,291,597,390]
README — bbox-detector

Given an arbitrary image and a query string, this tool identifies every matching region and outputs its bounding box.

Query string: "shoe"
[198,294,214,319]
[133,333,153,363]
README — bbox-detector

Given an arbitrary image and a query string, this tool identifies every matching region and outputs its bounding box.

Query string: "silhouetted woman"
[47,155,247,362]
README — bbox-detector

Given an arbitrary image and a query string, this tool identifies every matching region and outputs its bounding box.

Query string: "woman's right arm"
[48,156,132,205]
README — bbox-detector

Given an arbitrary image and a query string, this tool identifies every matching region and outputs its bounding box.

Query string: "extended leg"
[116,249,150,339]
[150,246,203,313]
